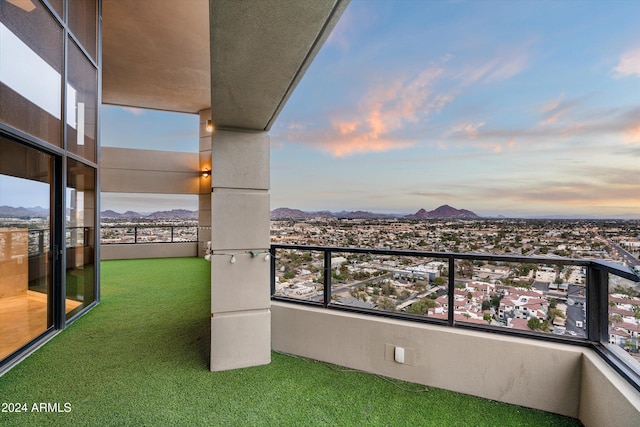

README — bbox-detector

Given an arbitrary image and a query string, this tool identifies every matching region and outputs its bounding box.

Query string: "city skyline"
[98,0,640,218]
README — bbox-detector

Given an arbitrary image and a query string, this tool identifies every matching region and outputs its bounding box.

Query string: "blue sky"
[101,0,640,218]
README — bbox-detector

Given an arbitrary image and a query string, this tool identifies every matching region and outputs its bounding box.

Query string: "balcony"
[270,244,640,426]
[100,224,201,260]
[0,257,584,425]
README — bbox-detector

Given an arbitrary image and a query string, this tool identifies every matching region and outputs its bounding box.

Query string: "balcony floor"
[0,258,580,426]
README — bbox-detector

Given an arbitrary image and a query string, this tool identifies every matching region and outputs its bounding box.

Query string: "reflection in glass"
[454,260,587,337]
[66,39,97,162]
[68,0,97,61]
[0,136,53,360]
[608,273,640,366]
[0,0,63,146]
[65,159,95,318]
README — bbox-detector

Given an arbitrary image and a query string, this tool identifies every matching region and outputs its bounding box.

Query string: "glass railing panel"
[100,227,135,244]
[100,226,198,244]
[608,272,640,365]
[135,227,171,243]
[171,226,198,242]
[329,252,449,319]
[454,259,587,337]
[273,248,324,303]
[28,229,49,256]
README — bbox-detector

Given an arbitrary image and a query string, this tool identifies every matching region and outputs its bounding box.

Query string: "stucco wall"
[100,147,199,194]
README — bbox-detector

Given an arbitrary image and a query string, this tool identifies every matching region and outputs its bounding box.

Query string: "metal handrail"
[100,225,199,244]
[270,243,640,390]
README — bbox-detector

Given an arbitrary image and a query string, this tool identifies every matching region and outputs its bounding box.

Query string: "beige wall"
[198,110,212,257]
[100,146,207,260]
[272,302,640,425]
[209,129,271,371]
[580,352,640,427]
[101,147,200,194]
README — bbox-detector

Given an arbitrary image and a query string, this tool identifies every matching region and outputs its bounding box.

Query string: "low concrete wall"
[579,352,640,427]
[100,243,198,260]
[271,302,640,425]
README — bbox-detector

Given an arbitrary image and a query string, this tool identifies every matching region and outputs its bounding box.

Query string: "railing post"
[134,227,138,244]
[171,226,174,243]
[324,250,332,308]
[587,265,609,344]
[448,257,455,327]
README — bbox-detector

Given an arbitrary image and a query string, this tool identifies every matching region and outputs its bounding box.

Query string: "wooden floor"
[0,291,82,360]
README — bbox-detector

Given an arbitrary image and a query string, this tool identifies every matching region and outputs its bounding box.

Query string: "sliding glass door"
[0,136,54,359]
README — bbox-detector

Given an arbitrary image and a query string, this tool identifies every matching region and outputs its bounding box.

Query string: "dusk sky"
[102,0,640,218]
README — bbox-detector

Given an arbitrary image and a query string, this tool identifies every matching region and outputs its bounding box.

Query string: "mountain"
[271,208,400,220]
[0,205,49,218]
[270,208,313,219]
[405,208,429,219]
[101,210,124,218]
[100,209,196,219]
[146,209,197,219]
[270,206,480,220]
[405,205,479,220]
[27,206,49,215]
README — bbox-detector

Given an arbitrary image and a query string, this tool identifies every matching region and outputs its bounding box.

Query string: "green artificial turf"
[0,258,582,426]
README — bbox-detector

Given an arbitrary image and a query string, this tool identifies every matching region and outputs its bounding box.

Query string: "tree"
[482,300,491,311]
[406,298,436,315]
[528,316,542,331]
[483,313,492,324]
[433,276,447,287]
[377,297,397,312]
[458,260,474,278]
[381,282,396,297]
[547,308,566,323]
[490,294,502,310]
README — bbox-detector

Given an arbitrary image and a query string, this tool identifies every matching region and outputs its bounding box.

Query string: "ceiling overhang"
[102,0,349,131]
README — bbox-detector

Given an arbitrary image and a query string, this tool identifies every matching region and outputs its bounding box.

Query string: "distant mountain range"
[101,209,198,219]
[0,206,199,220]
[0,205,49,218]
[271,205,479,220]
[404,205,479,219]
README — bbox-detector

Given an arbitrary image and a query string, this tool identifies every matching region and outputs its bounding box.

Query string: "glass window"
[0,135,53,360]
[48,0,64,19]
[0,0,63,146]
[608,273,640,367]
[66,159,95,318]
[68,0,97,61]
[66,39,97,162]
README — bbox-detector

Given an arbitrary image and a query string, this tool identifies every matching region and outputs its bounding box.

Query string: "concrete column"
[209,129,271,371]
[198,109,212,257]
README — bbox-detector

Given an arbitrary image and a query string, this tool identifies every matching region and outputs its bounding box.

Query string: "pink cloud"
[613,48,640,78]
[623,123,640,143]
[282,66,453,157]
[122,107,145,116]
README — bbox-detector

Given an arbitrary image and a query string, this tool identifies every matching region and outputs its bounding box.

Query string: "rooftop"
[0,258,579,426]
